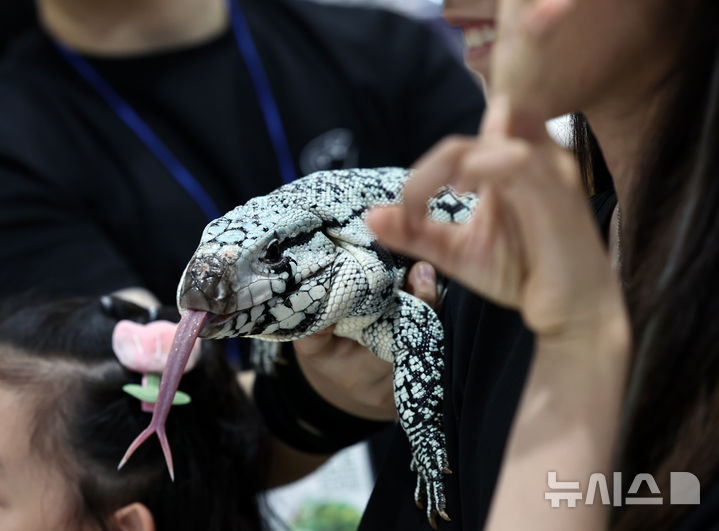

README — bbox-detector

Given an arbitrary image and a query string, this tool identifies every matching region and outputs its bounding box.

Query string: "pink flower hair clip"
[112,320,202,413]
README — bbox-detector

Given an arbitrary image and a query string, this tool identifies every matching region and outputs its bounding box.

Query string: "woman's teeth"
[463,26,496,49]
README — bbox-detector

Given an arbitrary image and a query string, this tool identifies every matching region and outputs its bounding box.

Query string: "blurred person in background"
[0,1,35,56]
[0,0,484,524]
[0,0,482,309]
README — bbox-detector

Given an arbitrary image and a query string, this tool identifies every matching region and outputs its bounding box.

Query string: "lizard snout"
[177,255,234,313]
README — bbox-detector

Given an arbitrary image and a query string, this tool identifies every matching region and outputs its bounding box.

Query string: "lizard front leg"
[361,290,450,528]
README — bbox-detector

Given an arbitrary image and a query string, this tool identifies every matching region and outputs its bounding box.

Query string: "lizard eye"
[262,239,282,265]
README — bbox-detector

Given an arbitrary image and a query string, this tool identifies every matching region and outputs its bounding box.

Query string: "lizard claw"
[413,470,451,528]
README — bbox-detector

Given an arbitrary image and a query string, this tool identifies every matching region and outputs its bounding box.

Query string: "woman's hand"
[292,261,438,421]
[369,99,630,530]
[367,98,622,338]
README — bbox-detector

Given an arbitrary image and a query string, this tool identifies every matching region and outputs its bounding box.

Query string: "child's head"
[0,297,269,531]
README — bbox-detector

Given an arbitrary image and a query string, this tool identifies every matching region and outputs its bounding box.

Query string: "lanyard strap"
[54,0,297,222]
[228,0,297,186]
[55,43,223,221]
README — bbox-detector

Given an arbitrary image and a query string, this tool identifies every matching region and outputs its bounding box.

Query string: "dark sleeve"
[0,84,141,299]
[253,345,392,454]
[387,18,484,164]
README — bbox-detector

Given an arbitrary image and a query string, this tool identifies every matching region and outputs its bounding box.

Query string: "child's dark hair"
[0,295,269,530]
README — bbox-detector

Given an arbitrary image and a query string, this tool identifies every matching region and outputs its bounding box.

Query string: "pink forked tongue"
[117,309,208,480]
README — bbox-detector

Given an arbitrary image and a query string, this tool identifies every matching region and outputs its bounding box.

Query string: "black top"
[676,481,719,530]
[0,0,483,303]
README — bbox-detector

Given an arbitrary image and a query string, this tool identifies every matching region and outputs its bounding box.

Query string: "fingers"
[399,98,558,232]
[406,261,437,309]
[368,207,477,283]
[368,141,519,265]
[402,98,558,219]
[291,327,397,421]
[404,136,478,226]
[367,207,453,267]
[454,138,530,195]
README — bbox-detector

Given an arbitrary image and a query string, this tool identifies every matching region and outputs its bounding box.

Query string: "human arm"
[235,370,330,487]
[366,100,631,530]
[486,308,628,530]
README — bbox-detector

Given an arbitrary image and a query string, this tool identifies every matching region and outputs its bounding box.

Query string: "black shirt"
[0,0,483,303]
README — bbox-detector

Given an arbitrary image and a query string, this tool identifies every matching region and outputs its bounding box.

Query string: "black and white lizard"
[121,167,475,527]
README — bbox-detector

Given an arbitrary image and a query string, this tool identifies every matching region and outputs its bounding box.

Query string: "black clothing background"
[360,192,618,530]
[0,1,35,55]
[676,481,719,530]
[0,0,483,303]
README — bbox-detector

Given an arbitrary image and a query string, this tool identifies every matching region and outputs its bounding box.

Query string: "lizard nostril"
[190,255,224,282]
[178,256,230,312]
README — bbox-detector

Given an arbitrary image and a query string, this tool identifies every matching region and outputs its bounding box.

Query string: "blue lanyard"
[54,0,297,222]
[227,0,297,187]
[54,0,295,366]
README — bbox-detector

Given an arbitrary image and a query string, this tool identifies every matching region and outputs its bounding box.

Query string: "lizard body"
[177,167,475,526]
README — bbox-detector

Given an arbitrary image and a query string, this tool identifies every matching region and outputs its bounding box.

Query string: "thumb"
[406,261,438,310]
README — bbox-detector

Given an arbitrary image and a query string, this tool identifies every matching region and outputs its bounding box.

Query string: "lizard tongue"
[118,309,208,480]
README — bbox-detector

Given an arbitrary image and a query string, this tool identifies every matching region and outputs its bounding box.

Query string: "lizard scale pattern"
[176,167,475,526]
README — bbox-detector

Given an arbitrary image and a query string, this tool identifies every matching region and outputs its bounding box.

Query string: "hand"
[293,261,438,421]
[367,95,630,531]
[367,98,624,338]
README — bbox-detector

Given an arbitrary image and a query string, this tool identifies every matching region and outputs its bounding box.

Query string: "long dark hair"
[0,296,269,530]
[573,1,719,528]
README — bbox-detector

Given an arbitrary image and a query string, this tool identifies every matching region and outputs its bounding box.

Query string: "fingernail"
[417,263,435,286]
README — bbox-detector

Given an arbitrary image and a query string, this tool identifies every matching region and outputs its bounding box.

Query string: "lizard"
[120,167,475,527]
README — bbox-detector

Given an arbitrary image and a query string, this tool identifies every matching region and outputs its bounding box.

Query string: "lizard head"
[176,195,337,340]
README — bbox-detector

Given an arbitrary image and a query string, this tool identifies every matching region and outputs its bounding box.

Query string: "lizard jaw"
[177,253,279,316]
[205,312,240,327]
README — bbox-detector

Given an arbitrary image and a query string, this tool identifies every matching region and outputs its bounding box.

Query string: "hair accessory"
[112,320,201,412]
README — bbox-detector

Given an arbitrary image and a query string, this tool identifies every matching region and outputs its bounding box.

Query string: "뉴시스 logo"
[545,471,701,507]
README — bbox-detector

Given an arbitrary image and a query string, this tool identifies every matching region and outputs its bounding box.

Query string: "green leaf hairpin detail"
[112,320,201,414]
